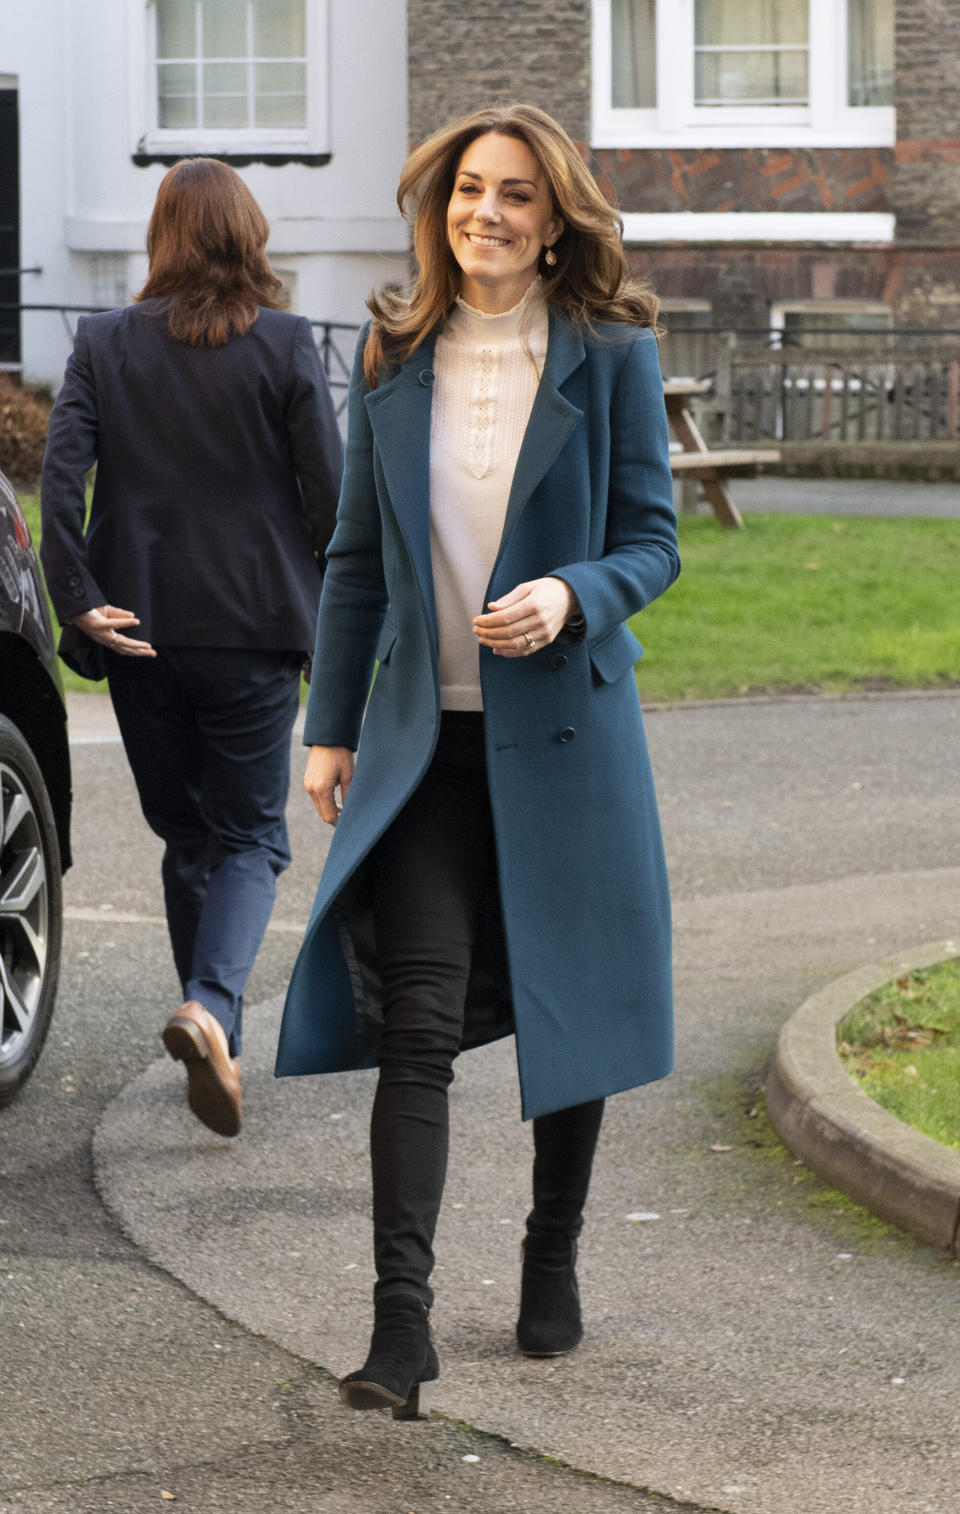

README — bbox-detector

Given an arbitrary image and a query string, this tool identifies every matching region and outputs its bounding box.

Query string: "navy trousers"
[107,647,302,1056]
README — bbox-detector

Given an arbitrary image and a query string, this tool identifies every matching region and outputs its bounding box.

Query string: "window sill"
[621,212,896,243]
[133,150,331,167]
[592,121,896,150]
[590,109,896,152]
[134,129,329,168]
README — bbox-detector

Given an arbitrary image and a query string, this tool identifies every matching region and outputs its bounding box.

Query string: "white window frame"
[660,297,713,315]
[131,0,329,158]
[593,0,895,148]
[769,298,893,348]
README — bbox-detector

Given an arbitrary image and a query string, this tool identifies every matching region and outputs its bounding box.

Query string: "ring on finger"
[110,629,118,641]
[524,632,536,651]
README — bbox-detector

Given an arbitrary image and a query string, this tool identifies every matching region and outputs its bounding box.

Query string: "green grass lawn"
[20,491,960,701]
[837,959,960,1153]
[631,512,960,701]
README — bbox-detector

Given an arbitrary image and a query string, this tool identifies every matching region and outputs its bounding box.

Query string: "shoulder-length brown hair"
[364,102,659,386]
[136,158,283,347]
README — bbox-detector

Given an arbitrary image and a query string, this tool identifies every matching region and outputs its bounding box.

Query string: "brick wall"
[628,246,960,331]
[590,148,891,215]
[402,0,960,328]
[594,0,960,240]
[893,0,960,241]
[406,0,590,147]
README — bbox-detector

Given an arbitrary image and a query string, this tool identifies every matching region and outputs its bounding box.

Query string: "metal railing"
[660,328,960,445]
[9,305,960,444]
[308,320,360,416]
[0,302,361,416]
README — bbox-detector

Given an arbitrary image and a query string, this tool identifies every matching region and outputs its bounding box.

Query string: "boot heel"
[392,1377,437,1421]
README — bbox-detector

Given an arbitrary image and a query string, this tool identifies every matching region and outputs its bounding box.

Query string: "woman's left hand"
[473,576,577,658]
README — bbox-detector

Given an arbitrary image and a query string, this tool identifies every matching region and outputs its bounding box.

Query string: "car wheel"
[0,714,63,1106]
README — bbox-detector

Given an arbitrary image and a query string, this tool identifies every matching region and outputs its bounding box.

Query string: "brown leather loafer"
[161,1000,242,1137]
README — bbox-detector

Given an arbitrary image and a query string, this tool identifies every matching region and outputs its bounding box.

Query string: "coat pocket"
[588,624,644,684]
[375,620,398,665]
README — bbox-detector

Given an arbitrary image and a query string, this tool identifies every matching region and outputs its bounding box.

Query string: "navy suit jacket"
[41,300,342,673]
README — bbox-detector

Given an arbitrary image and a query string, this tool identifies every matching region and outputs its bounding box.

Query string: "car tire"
[0,714,63,1106]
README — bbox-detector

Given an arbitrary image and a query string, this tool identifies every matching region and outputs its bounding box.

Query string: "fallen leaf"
[905,1065,918,1077]
[746,1106,759,1118]
[710,1143,733,1152]
[803,561,820,570]
[160,1495,176,1503]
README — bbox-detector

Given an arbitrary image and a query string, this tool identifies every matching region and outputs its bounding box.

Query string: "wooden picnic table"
[664,379,780,529]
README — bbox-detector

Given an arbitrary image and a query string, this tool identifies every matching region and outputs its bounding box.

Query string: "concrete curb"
[766,939,960,1253]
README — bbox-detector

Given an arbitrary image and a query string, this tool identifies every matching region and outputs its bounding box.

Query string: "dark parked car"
[0,467,71,1105]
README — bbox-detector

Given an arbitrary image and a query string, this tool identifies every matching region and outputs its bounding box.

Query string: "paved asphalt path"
[709,475,960,517]
[2,688,960,1514]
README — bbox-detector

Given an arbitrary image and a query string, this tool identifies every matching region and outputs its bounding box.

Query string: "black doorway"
[0,88,21,368]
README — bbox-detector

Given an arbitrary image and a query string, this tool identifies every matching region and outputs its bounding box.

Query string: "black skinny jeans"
[367,710,604,1307]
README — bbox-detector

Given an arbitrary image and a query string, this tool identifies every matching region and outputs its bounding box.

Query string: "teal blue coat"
[275,313,680,1119]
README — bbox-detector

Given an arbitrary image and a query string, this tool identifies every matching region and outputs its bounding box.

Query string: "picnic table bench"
[664,379,780,528]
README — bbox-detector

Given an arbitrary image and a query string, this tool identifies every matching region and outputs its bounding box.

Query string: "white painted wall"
[2,0,409,386]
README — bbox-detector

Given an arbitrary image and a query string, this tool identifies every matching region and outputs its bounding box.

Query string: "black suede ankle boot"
[339,1293,439,1419]
[516,1232,583,1356]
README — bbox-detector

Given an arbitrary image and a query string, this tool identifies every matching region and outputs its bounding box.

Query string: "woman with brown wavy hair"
[137,156,284,347]
[42,158,343,1139]
[277,103,679,1416]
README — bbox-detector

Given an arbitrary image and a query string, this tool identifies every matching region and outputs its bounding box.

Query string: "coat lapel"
[364,332,439,645]
[363,313,586,639]
[497,312,585,554]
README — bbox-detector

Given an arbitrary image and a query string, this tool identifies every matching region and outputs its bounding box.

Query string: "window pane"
[849,0,894,106]
[255,91,306,127]
[201,0,247,58]
[158,63,197,127]
[783,308,890,351]
[202,61,248,126]
[205,92,249,127]
[203,60,246,93]
[611,0,656,108]
[254,61,306,126]
[157,0,196,59]
[254,0,306,57]
[696,47,807,104]
[696,0,808,47]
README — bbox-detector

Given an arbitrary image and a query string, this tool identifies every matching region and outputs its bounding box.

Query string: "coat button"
[559,726,576,743]
[551,653,567,669]
[418,369,435,386]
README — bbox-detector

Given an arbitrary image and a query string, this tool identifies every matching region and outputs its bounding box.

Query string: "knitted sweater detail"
[428,280,548,710]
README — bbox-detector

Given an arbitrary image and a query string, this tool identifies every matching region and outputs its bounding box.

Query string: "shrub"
[0,376,52,487]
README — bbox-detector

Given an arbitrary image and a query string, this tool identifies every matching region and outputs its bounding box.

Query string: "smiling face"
[446,132,562,313]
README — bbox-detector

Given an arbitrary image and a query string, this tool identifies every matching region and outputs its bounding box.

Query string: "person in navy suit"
[41,158,342,1139]
[276,104,679,1417]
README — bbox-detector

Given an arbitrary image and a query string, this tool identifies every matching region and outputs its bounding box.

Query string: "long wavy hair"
[364,102,659,386]
[136,158,283,347]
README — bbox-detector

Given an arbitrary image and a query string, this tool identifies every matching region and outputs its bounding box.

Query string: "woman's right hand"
[304,745,355,825]
[70,604,156,657]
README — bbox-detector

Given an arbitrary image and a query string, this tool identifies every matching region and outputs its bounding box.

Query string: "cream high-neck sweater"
[429,279,548,710]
